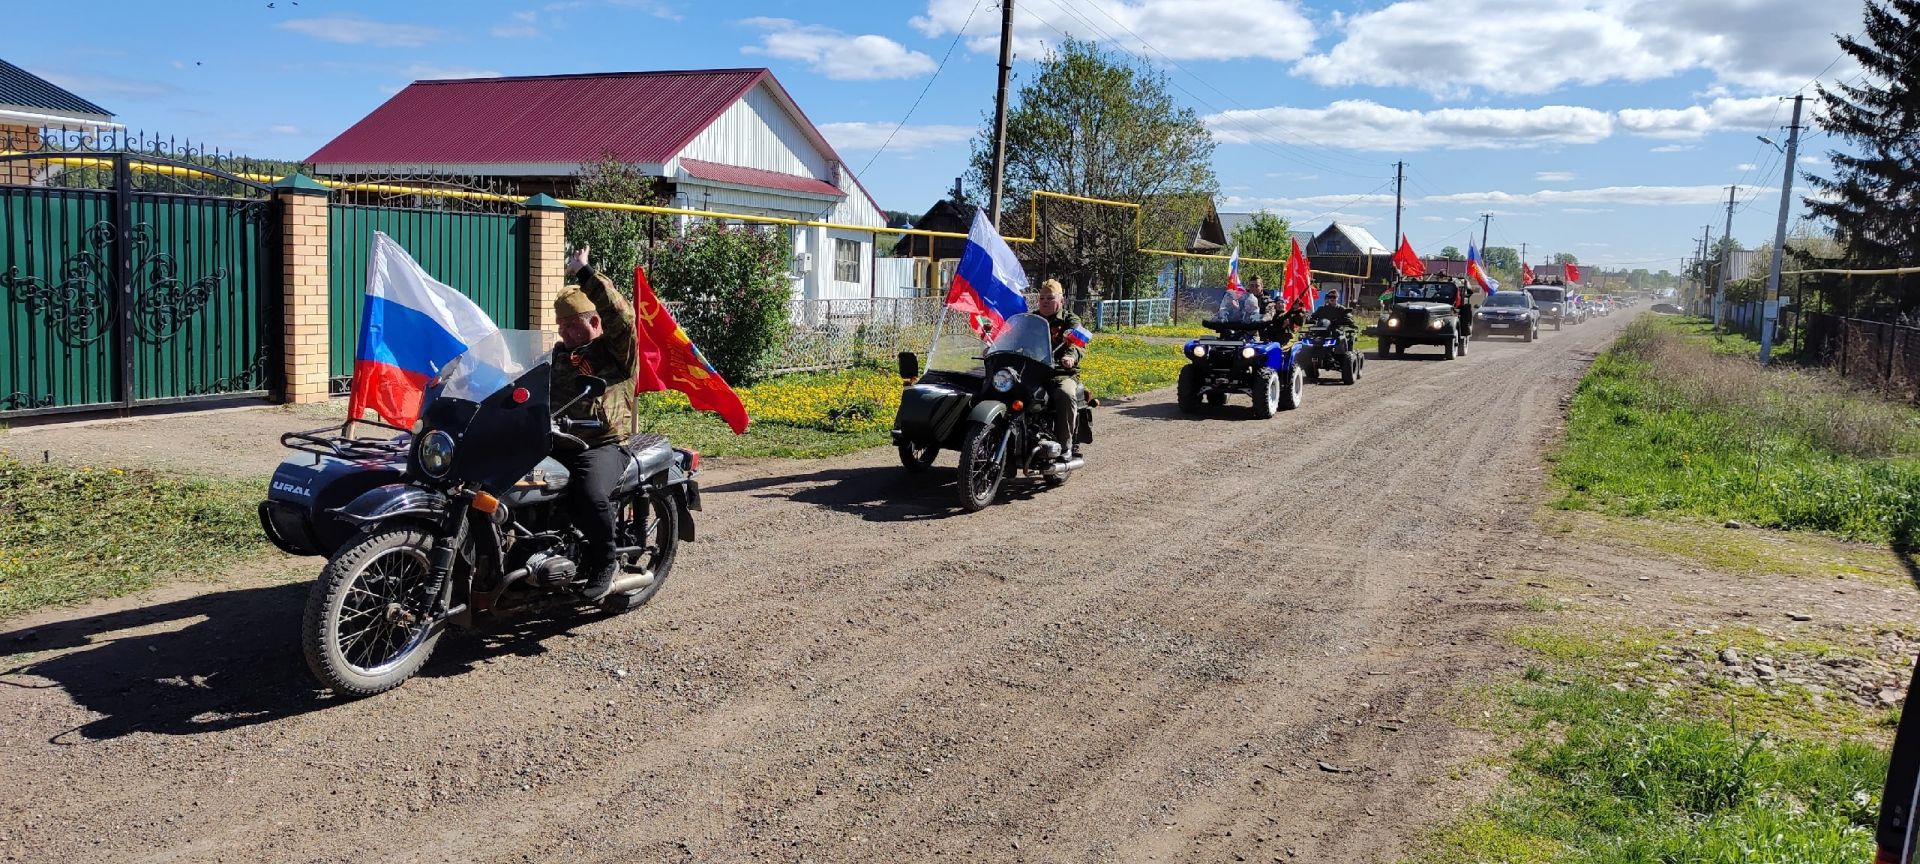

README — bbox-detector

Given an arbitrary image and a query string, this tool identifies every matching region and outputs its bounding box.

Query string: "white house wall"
[676,84,829,180]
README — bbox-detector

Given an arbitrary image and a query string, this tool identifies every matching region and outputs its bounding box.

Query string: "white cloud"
[1207,100,1613,151]
[1650,144,1697,153]
[278,17,445,47]
[401,64,501,81]
[1292,0,1859,97]
[1219,193,1398,210]
[1535,171,1576,181]
[1425,184,1765,207]
[1735,162,1758,171]
[268,124,303,136]
[742,18,936,80]
[912,0,1316,62]
[1616,96,1780,139]
[493,11,542,38]
[1419,215,1446,221]
[1561,207,1614,214]
[818,122,975,152]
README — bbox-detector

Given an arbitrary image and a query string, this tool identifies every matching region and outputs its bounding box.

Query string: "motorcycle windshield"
[418,330,556,493]
[421,329,550,407]
[984,313,1054,366]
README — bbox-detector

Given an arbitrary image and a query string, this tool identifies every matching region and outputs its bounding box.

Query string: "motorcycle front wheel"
[302,526,445,697]
[955,419,1008,512]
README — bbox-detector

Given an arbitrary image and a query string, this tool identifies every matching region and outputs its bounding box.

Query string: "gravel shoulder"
[4,314,1649,863]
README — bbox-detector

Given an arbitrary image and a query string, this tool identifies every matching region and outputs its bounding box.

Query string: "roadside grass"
[1550,316,1920,543]
[1413,623,1893,863]
[0,459,268,620]
[634,335,1188,458]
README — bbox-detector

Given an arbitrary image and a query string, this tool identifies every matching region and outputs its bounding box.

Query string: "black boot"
[579,555,619,602]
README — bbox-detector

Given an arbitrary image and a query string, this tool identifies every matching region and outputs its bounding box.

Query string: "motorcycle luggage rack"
[279,419,411,460]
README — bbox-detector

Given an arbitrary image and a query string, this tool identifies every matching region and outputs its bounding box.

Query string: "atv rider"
[1308,296,1358,333]
[1216,275,1265,323]
[554,245,639,601]
[1034,279,1087,461]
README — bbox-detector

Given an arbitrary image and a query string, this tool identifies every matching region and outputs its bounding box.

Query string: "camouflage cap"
[554,290,596,319]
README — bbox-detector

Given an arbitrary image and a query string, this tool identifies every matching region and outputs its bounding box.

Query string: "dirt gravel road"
[0,313,1633,863]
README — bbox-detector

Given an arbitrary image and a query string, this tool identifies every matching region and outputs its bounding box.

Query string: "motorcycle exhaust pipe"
[604,571,656,595]
[1040,457,1084,476]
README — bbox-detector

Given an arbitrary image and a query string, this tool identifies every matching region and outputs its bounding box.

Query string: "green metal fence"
[327,205,528,386]
[3,153,274,417]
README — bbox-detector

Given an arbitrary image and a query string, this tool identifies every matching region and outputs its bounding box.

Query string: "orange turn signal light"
[470,492,501,514]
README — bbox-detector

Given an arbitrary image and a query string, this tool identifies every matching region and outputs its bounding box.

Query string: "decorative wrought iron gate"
[0,149,276,417]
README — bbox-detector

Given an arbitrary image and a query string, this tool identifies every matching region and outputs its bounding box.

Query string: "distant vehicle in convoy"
[1372,276,1476,360]
[1524,281,1572,330]
[1474,291,1541,341]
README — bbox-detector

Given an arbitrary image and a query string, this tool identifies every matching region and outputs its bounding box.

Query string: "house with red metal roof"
[308,67,889,301]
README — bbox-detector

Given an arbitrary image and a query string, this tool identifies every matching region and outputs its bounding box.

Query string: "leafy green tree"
[1439,245,1464,261]
[1228,211,1293,286]
[967,37,1218,302]
[646,223,793,385]
[565,155,666,297]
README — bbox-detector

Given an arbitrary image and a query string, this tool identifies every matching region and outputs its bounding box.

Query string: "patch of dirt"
[0,313,1725,864]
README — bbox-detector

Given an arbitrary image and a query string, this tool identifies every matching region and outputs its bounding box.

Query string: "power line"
[859,0,986,175]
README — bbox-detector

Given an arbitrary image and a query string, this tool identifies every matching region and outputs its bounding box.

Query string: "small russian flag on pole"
[1064,325,1092,348]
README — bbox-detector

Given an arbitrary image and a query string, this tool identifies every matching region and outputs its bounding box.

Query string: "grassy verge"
[1551,316,1920,542]
[1413,616,1897,863]
[635,335,1188,458]
[0,459,267,620]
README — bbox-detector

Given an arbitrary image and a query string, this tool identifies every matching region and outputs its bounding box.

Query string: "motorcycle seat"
[617,433,675,490]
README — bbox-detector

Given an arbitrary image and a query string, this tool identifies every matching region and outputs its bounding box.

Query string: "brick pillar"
[524,194,567,339]
[1,123,41,186]
[272,173,332,404]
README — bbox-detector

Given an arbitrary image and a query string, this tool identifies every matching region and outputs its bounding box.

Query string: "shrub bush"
[647,222,793,385]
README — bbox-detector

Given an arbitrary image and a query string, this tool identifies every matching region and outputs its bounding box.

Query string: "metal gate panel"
[327,205,528,386]
[126,193,272,403]
[1,151,275,418]
[1,186,118,413]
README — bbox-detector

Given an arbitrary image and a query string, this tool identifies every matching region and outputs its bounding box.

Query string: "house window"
[834,237,861,283]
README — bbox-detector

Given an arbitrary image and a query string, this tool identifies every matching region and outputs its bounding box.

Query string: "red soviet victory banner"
[1392,235,1426,277]
[630,266,750,435]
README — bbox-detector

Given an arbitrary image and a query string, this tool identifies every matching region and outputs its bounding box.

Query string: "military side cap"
[555,290,596,318]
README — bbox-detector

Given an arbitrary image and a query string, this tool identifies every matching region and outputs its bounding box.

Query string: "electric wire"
[859,0,987,175]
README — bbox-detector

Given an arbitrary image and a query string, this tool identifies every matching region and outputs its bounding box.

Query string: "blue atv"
[1176,319,1306,418]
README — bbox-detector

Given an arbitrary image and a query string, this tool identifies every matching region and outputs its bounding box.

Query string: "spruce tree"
[1807,0,1920,299]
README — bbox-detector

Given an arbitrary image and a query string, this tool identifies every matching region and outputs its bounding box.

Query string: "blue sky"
[8,0,1869,272]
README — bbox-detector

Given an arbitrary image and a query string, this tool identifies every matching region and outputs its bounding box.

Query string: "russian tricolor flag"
[1467,242,1501,294]
[945,209,1029,338]
[347,232,500,428]
[1064,325,1092,348]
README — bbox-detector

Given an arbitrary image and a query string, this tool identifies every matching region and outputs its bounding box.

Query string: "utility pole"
[1393,160,1405,246]
[1698,225,1713,312]
[1760,94,1805,363]
[987,0,1014,228]
[1713,184,1736,328]
[1520,242,1528,276]
[1479,212,1492,251]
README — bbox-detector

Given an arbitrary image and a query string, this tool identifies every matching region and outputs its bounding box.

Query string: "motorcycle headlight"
[1240,345,1258,360]
[991,368,1018,392]
[1387,317,1400,328]
[1429,319,1445,330]
[417,429,456,478]
[1189,344,1208,359]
